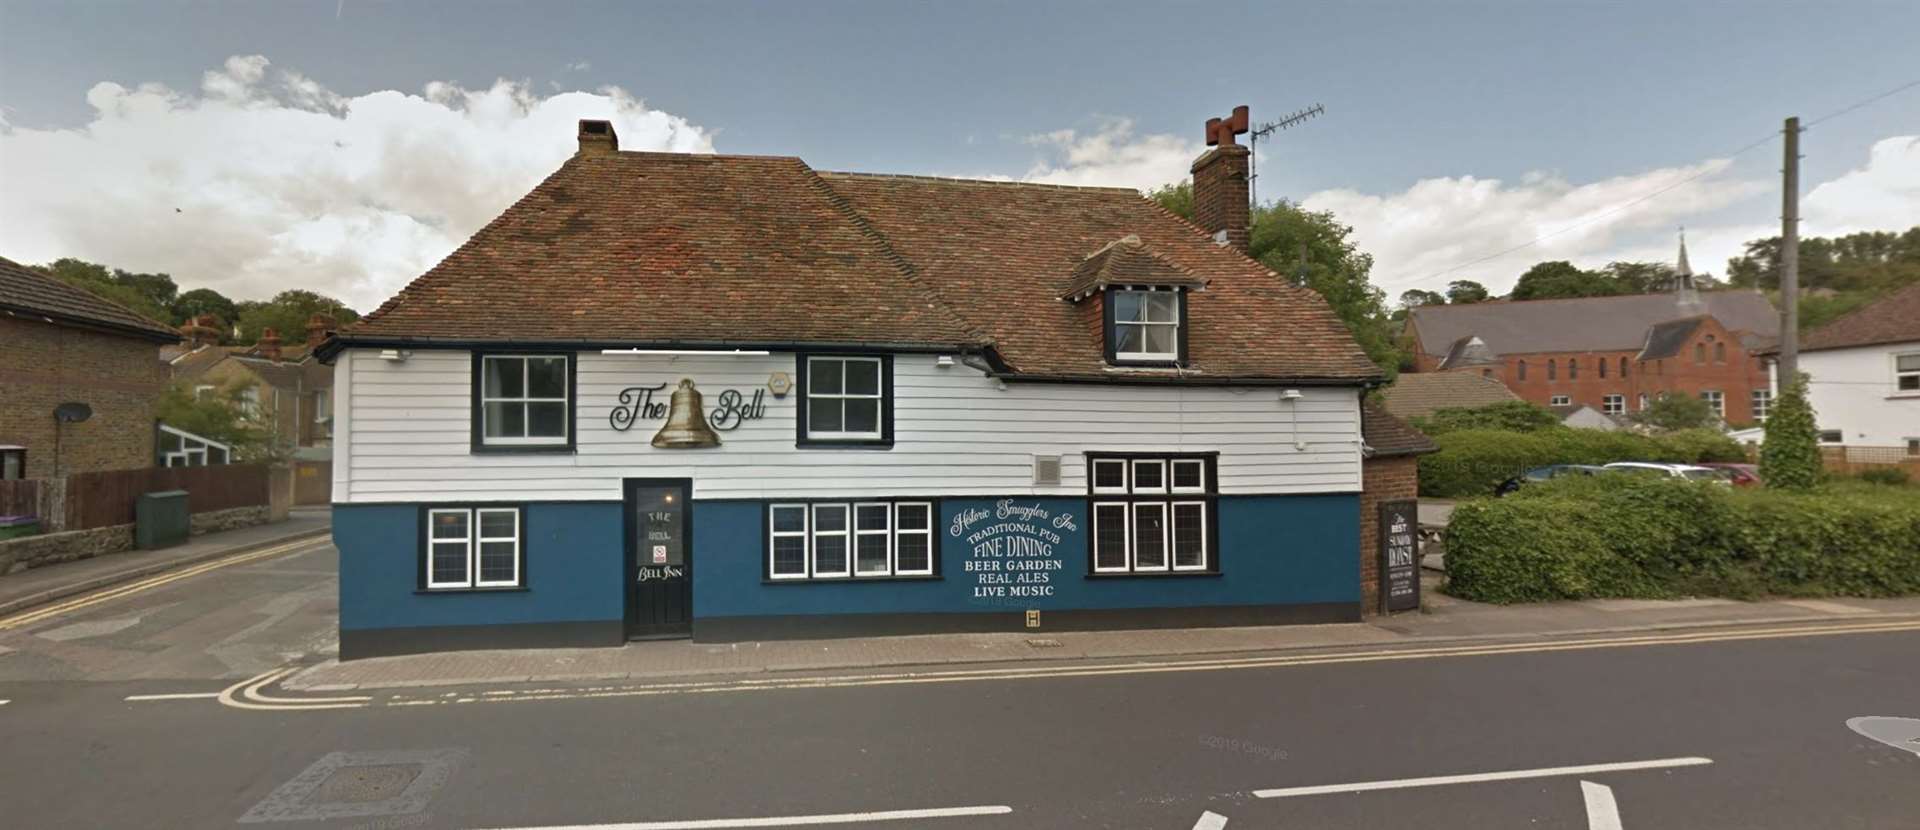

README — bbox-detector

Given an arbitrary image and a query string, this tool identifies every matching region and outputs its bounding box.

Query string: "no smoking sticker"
[652,545,668,564]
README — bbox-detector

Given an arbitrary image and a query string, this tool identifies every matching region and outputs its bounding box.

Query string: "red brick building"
[0,255,180,479]
[1404,250,1780,427]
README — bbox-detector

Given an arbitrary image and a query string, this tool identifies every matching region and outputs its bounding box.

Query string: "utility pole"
[1777,116,1801,392]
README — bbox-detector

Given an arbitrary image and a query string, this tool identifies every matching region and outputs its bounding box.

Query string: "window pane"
[479,509,516,539]
[845,360,880,395]
[1172,460,1204,490]
[895,534,930,573]
[484,357,523,398]
[809,358,844,394]
[1900,375,1919,391]
[844,399,880,434]
[431,542,468,584]
[431,511,469,540]
[814,535,848,575]
[1112,323,1142,354]
[855,504,890,531]
[1093,460,1126,490]
[1134,504,1167,569]
[772,537,807,575]
[1143,324,1175,355]
[527,357,566,398]
[809,398,843,433]
[1112,291,1144,322]
[772,506,807,533]
[1133,461,1164,491]
[1094,505,1128,570]
[485,401,525,438]
[478,541,516,583]
[895,504,930,531]
[814,505,848,533]
[1898,354,1920,371]
[528,402,568,438]
[856,534,889,573]
[1145,293,1179,322]
[1173,503,1205,568]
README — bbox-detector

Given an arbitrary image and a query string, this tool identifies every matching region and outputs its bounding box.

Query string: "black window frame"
[470,350,578,454]
[1102,286,1189,368]
[1084,451,1220,578]
[416,503,530,593]
[794,353,895,449]
[762,498,942,583]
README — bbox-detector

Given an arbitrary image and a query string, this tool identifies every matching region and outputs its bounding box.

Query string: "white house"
[1797,281,1920,454]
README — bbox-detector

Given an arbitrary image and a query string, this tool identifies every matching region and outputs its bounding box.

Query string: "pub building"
[320,111,1422,659]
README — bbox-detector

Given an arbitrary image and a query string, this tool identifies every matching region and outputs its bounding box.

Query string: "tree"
[34,258,177,324]
[172,288,239,333]
[235,289,361,345]
[1598,261,1677,294]
[1759,378,1820,490]
[154,381,279,463]
[1410,400,1562,435]
[1628,392,1719,432]
[1399,289,1446,310]
[1446,280,1490,304]
[1508,261,1623,301]
[1149,182,1402,378]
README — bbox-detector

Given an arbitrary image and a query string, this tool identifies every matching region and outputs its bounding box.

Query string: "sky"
[1,0,1916,312]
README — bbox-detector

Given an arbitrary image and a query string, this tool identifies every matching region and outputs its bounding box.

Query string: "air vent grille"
[1032,454,1063,486]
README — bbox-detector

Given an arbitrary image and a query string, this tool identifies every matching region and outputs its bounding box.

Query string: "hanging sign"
[609,383,768,432]
[1379,499,1420,613]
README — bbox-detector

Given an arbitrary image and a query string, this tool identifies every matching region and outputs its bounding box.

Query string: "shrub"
[1857,467,1912,487]
[1653,428,1747,463]
[1760,378,1821,490]
[1417,426,1745,497]
[1411,401,1562,436]
[1443,476,1920,603]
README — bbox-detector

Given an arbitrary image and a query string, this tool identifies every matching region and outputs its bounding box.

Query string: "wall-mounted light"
[380,349,410,363]
[1280,389,1303,401]
[936,355,956,368]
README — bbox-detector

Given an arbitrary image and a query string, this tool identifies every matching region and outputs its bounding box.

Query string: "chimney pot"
[258,327,283,362]
[1192,106,1253,253]
[577,119,619,155]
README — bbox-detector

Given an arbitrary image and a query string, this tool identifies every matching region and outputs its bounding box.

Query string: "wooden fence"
[0,479,41,518]
[62,464,271,530]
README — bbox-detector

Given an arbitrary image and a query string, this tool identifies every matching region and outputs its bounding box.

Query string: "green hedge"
[1418,426,1747,498]
[1443,476,1920,603]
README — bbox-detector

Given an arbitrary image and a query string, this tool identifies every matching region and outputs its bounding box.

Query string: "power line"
[1381,78,1920,291]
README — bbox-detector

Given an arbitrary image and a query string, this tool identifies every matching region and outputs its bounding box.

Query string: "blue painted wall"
[693,494,1358,619]
[335,503,625,631]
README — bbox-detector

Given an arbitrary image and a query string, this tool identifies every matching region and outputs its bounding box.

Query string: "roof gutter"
[314,334,996,364]
[1,305,181,345]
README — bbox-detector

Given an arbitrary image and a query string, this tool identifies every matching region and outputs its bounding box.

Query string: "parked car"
[1495,464,1608,496]
[1602,462,1730,483]
[1698,462,1763,487]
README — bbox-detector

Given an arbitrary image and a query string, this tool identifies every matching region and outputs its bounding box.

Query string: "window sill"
[415,586,530,594]
[763,574,941,585]
[1085,570,1221,579]
[471,443,576,455]
[794,439,894,450]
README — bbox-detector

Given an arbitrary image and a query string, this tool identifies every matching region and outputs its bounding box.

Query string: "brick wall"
[1359,455,1421,616]
[0,316,167,478]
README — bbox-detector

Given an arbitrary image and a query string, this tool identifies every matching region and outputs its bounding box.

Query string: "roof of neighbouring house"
[0,255,181,343]
[331,148,1380,383]
[1436,335,1500,369]
[1361,400,1438,457]
[1800,280,1920,352]
[1377,372,1522,418]
[1407,291,1777,356]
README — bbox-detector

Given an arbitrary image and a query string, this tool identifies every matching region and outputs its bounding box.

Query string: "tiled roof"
[1436,335,1499,369]
[1801,281,1920,351]
[1408,291,1777,356]
[340,151,1380,383]
[1362,401,1437,457]
[0,255,179,342]
[1636,317,1705,360]
[1059,235,1206,300]
[1377,372,1520,418]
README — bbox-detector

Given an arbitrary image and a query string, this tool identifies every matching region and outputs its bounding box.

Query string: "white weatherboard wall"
[1802,343,1920,446]
[337,349,1364,503]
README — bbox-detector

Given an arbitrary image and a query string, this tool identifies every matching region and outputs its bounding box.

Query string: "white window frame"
[1089,454,1213,575]
[1602,394,1625,416]
[478,354,571,446]
[1549,395,1570,406]
[893,502,934,576]
[810,503,852,578]
[313,388,331,424]
[425,507,523,590]
[1092,502,1133,574]
[194,384,216,401]
[1637,393,1650,411]
[853,502,893,577]
[1751,389,1773,421]
[1170,459,1207,493]
[768,504,810,580]
[1111,288,1181,362]
[1131,502,1170,572]
[1091,458,1129,494]
[1171,501,1209,571]
[1131,459,1167,494]
[1895,351,1920,396]
[426,508,473,589]
[804,356,885,441]
[474,508,522,588]
[1701,390,1724,418]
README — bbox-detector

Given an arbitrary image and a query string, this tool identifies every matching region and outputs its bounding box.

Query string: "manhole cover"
[307,764,423,804]
[1026,638,1063,648]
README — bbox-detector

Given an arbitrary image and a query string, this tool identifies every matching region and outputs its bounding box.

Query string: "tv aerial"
[1248,103,1325,208]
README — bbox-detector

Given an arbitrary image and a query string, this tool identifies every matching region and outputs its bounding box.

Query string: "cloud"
[0,55,712,311]
[1803,135,1919,233]
[566,61,592,73]
[1019,118,1201,191]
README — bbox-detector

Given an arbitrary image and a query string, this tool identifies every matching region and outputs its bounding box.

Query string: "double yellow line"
[0,536,329,632]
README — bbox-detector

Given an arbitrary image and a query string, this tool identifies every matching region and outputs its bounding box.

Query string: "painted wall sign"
[1379,499,1420,613]
[949,499,1075,602]
[609,383,768,432]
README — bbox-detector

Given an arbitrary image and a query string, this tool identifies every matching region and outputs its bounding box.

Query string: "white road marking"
[472,804,1012,829]
[1582,781,1623,830]
[124,692,222,701]
[1192,810,1229,830]
[1846,716,1920,757]
[1253,756,1712,798]
[0,699,10,706]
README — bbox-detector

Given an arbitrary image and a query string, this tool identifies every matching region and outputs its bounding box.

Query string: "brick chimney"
[1192,105,1252,253]
[257,327,282,362]
[577,119,619,156]
[179,313,221,347]
[304,312,336,346]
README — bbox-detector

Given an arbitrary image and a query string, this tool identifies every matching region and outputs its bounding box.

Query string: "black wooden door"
[627,479,692,638]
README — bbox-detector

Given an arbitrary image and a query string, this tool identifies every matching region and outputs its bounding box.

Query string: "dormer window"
[1110,288,1182,363]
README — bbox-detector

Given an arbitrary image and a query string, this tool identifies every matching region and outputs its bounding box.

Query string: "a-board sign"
[1379,499,1420,613]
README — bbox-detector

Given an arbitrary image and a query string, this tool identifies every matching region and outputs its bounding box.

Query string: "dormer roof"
[1060,235,1207,302]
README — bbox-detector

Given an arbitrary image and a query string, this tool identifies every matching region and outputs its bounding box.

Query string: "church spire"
[1673,226,1703,313]
[1675,227,1693,281]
